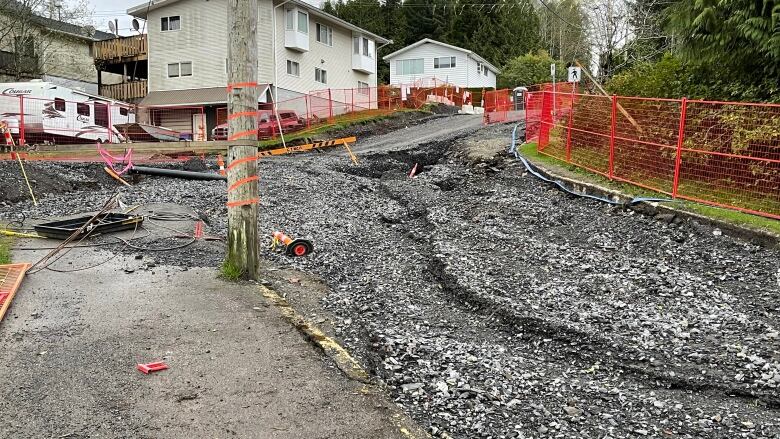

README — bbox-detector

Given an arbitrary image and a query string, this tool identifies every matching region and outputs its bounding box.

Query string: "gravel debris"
[2,114,778,438]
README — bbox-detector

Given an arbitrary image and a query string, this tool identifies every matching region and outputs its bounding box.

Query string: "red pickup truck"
[212,109,304,140]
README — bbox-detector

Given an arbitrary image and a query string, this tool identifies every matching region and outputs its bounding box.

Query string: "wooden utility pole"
[226,0,259,279]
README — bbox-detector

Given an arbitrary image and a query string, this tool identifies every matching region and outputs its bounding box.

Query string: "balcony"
[93,35,147,62]
[284,8,309,52]
[99,80,148,101]
[352,53,374,74]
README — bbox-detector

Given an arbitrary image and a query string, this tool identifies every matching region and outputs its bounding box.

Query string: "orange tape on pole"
[227,175,259,193]
[227,111,258,120]
[228,130,258,141]
[226,155,258,171]
[226,82,258,92]
[226,198,259,208]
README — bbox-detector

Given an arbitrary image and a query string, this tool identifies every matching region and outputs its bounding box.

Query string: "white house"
[384,39,498,90]
[127,0,388,138]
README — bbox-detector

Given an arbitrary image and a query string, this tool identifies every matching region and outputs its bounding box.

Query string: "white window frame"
[316,23,333,46]
[358,81,370,95]
[286,60,300,77]
[315,67,327,84]
[167,62,180,78]
[285,9,295,30]
[397,58,424,76]
[167,62,192,78]
[297,10,308,34]
[434,56,456,69]
[180,61,192,77]
[161,16,181,32]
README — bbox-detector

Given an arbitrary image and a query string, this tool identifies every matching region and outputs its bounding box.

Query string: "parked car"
[212,109,304,140]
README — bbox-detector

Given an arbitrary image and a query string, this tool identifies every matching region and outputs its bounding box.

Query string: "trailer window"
[119,107,128,116]
[77,103,90,117]
[54,98,65,112]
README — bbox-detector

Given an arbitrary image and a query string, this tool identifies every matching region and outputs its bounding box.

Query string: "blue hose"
[509,124,675,207]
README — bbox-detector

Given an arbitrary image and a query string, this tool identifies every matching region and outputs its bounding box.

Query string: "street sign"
[568,66,581,83]
[550,63,556,77]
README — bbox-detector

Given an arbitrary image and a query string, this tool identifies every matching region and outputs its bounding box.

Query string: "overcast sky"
[78,0,322,36]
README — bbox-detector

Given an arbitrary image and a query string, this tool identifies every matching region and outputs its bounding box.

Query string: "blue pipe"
[509,124,674,207]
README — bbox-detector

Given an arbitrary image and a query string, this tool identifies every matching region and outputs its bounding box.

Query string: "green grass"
[519,142,780,235]
[219,260,243,282]
[0,237,11,264]
[255,109,429,151]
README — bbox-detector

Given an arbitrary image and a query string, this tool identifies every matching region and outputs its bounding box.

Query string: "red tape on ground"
[226,198,259,208]
[227,175,259,193]
[226,155,257,171]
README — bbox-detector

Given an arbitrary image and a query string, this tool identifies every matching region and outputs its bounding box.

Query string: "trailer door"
[94,102,109,127]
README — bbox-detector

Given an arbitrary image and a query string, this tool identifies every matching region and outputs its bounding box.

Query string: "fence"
[213,78,474,141]
[0,93,205,147]
[0,77,470,148]
[526,90,780,219]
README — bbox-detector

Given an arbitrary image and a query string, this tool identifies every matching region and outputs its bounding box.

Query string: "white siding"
[387,44,467,87]
[272,6,376,98]
[466,56,497,89]
[145,0,377,98]
[147,0,228,92]
[387,42,497,89]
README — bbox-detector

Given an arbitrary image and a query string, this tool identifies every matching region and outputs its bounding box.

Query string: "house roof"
[140,85,270,106]
[1,0,114,41]
[127,0,389,44]
[383,38,500,73]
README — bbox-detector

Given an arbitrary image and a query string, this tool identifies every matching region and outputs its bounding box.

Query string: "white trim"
[128,0,389,43]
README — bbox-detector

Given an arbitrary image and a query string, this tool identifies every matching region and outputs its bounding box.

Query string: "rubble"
[1,116,778,438]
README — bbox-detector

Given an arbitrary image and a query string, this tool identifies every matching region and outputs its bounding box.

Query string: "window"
[315,67,327,84]
[358,81,370,95]
[297,11,308,33]
[397,58,424,75]
[161,16,181,32]
[483,65,489,76]
[316,23,333,46]
[180,62,192,76]
[54,98,65,112]
[76,102,90,117]
[119,107,129,116]
[14,36,35,57]
[286,60,300,76]
[167,63,179,77]
[362,38,369,57]
[353,36,360,54]
[285,9,295,30]
[434,56,456,69]
[167,62,192,78]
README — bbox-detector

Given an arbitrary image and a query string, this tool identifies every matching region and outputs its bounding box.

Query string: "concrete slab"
[0,246,412,438]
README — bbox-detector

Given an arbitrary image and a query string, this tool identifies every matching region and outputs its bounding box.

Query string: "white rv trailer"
[0,80,135,144]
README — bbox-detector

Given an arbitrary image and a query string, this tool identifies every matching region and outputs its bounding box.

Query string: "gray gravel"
[2,114,779,438]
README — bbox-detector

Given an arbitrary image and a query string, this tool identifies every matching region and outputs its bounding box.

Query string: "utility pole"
[226,0,259,279]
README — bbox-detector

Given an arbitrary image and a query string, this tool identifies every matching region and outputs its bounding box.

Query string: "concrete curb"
[258,285,431,439]
[520,155,780,248]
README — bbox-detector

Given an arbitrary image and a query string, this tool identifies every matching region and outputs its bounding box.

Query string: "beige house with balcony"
[126,0,388,138]
[0,0,117,94]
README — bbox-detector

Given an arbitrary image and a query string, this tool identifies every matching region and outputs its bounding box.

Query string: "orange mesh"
[0,263,32,321]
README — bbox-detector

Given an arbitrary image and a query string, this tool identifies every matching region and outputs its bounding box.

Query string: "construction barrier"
[528,90,780,219]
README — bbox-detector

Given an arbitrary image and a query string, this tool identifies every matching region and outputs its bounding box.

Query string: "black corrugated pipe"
[130,166,227,181]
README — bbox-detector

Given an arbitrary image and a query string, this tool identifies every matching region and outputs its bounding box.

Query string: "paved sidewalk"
[1,246,411,439]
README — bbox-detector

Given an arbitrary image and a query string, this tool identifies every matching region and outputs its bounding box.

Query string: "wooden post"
[226,0,259,279]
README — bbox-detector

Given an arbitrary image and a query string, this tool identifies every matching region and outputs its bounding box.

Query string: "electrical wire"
[509,124,674,207]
